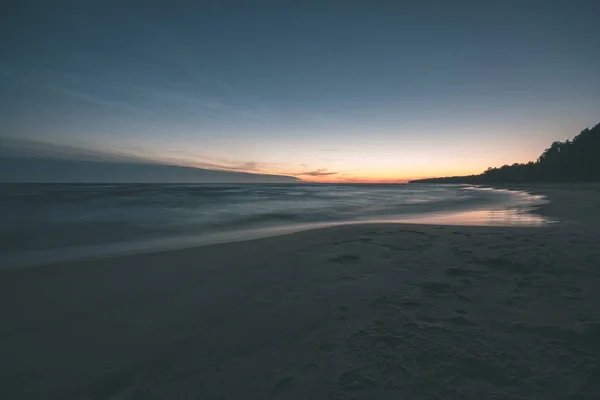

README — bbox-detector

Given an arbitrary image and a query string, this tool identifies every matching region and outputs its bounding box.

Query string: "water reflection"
[387,207,553,227]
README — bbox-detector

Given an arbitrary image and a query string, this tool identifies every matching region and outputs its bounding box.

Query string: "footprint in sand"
[460,278,474,286]
[318,342,337,354]
[562,284,585,299]
[573,322,600,338]
[445,267,480,277]
[299,363,321,379]
[486,257,531,274]
[447,315,477,326]
[330,254,361,263]
[334,305,349,321]
[338,369,377,392]
[419,281,455,294]
[272,377,293,398]
[517,276,534,288]
[337,276,358,284]
[399,297,420,307]
[415,312,437,323]
[87,369,140,400]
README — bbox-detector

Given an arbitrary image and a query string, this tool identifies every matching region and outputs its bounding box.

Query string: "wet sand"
[1,184,600,399]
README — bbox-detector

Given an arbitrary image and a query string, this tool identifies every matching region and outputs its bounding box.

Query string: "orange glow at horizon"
[289,166,491,184]
[154,149,535,184]
[297,173,470,184]
[287,164,496,184]
[129,127,553,184]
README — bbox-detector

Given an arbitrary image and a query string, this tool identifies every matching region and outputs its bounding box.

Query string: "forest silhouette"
[411,123,600,184]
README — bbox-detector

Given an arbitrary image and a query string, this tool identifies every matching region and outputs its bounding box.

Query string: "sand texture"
[1,185,600,399]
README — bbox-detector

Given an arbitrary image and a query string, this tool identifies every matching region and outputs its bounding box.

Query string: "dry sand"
[1,185,600,399]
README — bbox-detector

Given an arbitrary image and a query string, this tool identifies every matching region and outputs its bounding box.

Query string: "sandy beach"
[1,184,600,400]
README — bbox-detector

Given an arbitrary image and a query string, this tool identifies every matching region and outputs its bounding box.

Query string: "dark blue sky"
[2,0,599,181]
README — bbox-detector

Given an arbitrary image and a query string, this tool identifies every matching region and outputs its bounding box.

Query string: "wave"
[0,183,551,268]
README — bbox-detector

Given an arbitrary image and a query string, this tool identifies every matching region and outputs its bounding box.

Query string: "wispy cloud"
[2,62,351,127]
[42,82,150,114]
[3,65,230,116]
[196,160,261,172]
[154,154,266,174]
[3,66,151,114]
[128,85,229,113]
[233,161,259,171]
[298,169,339,176]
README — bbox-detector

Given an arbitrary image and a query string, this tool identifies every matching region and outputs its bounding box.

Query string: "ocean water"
[0,183,550,269]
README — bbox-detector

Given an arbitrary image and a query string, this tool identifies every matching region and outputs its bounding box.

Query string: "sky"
[2,0,599,182]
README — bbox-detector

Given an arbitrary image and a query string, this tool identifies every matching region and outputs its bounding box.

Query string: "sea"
[0,183,552,269]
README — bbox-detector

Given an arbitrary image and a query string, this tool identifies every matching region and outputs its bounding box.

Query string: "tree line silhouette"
[410,123,600,184]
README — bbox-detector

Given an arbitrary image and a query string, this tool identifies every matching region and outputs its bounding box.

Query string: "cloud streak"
[0,137,299,183]
[298,169,338,177]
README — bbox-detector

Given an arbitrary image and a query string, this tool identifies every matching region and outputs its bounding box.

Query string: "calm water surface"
[0,183,551,269]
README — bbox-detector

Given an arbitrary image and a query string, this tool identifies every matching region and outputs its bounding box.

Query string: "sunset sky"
[2,1,599,182]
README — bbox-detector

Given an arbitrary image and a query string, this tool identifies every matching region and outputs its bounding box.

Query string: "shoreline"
[1,184,600,399]
[478,183,600,225]
[1,184,558,271]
